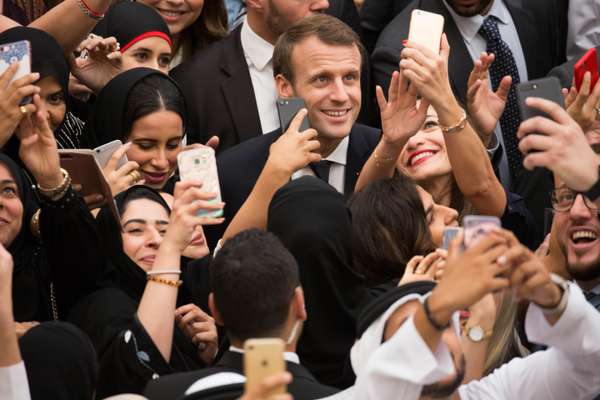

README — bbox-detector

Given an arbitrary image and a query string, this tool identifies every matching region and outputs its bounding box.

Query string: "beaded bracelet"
[423,296,450,331]
[147,275,182,288]
[76,0,105,20]
[37,168,72,201]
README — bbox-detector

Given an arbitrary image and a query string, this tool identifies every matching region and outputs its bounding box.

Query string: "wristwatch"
[584,164,600,202]
[538,273,570,316]
[465,324,492,342]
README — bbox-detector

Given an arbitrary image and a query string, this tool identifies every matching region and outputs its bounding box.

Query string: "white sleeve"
[0,362,31,400]
[353,316,455,400]
[567,0,600,59]
[459,284,600,400]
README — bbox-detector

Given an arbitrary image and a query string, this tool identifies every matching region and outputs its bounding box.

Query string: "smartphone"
[94,140,128,169]
[407,10,444,54]
[177,147,224,218]
[442,227,462,250]
[58,150,119,220]
[276,97,310,133]
[0,40,32,105]
[463,215,501,248]
[574,47,599,92]
[243,338,286,397]
[516,77,565,121]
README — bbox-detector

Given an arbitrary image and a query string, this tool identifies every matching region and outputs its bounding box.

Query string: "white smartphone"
[463,215,501,248]
[0,40,32,104]
[94,140,128,169]
[244,338,286,396]
[177,147,223,218]
[407,10,445,54]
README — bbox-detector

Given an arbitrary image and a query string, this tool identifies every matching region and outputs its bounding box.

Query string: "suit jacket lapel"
[220,26,263,143]
[345,126,371,196]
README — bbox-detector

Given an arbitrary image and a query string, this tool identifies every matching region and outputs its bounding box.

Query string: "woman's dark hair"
[349,175,436,286]
[179,0,228,58]
[117,186,171,217]
[122,74,187,139]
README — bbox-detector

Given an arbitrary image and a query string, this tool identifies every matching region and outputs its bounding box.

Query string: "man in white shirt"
[346,229,600,400]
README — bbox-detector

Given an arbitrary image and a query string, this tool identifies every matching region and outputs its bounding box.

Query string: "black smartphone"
[516,77,565,121]
[276,97,310,132]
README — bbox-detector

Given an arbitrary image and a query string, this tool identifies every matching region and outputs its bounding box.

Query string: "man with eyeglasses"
[518,96,600,309]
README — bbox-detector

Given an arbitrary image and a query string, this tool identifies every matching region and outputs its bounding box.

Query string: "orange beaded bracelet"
[147,275,182,288]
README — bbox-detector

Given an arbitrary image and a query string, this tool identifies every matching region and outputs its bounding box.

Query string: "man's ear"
[208,293,225,326]
[293,287,307,322]
[276,74,295,99]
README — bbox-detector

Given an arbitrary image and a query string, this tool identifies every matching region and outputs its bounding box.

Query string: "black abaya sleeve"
[69,287,202,397]
[39,188,109,319]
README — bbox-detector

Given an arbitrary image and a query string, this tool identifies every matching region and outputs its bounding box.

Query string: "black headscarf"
[83,67,185,148]
[0,27,70,162]
[95,185,171,301]
[92,2,172,53]
[267,176,372,389]
[19,321,98,400]
[0,153,51,321]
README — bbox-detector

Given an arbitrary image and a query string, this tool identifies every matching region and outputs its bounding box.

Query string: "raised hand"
[70,34,122,93]
[0,64,40,147]
[267,109,321,176]
[399,251,444,285]
[102,142,143,196]
[467,52,511,144]
[163,180,225,252]
[376,70,429,149]
[16,94,62,188]
[563,72,600,133]
[175,304,218,365]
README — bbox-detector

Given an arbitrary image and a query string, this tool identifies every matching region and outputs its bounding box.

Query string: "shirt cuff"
[485,133,500,155]
[0,362,31,400]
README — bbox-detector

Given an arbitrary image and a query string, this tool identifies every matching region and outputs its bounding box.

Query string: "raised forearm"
[29,0,110,54]
[355,139,402,192]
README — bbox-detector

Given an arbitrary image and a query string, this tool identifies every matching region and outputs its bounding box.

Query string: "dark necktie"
[584,290,600,310]
[479,16,523,182]
[311,160,333,183]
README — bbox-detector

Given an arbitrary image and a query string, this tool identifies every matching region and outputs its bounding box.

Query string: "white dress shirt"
[443,0,528,190]
[0,362,31,400]
[343,283,600,400]
[567,0,600,60]
[291,136,349,194]
[240,18,280,134]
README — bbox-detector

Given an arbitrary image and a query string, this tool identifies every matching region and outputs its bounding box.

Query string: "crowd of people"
[0,0,599,399]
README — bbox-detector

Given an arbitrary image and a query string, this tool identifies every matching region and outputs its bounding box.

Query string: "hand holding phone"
[244,338,287,397]
[0,40,33,105]
[574,47,599,92]
[277,97,310,133]
[517,77,564,121]
[407,10,444,54]
[94,140,128,169]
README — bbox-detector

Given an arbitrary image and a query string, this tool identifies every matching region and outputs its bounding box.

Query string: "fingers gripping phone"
[277,97,310,132]
[574,47,599,92]
[244,338,287,397]
[0,40,32,105]
[463,215,501,248]
[516,77,565,121]
[177,147,224,218]
[408,10,445,54]
[94,140,128,169]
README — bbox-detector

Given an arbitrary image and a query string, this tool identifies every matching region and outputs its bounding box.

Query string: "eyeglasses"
[550,189,599,213]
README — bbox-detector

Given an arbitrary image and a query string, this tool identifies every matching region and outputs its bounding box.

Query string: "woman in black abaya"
[267,176,373,389]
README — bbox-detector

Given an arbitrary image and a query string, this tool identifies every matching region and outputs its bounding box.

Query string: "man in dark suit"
[171,0,376,153]
[360,0,413,54]
[372,0,565,245]
[144,230,339,400]
[204,14,380,248]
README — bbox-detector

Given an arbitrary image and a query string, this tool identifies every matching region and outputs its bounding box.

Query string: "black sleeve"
[39,188,107,319]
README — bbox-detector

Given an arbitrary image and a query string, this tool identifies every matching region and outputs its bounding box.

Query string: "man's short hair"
[210,229,300,341]
[273,14,365,83]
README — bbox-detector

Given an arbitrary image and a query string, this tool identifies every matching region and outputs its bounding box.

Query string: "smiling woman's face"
[398,105,452,184]
[0,163,23,247]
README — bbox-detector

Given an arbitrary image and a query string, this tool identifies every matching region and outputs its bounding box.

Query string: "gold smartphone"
[243,338,287,396]
[408,9,445,54]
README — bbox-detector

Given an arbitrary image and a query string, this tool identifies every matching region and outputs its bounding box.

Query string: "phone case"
[574,47,599,92]
[463,215,501,248]
[244,338,286,396]
[442,227,462,250]
[0,40,31,104]
[408,10,445,54]
[94,140,128,169]
[277,97,310,132]
[177,147,223,218]
[516,77,564,121]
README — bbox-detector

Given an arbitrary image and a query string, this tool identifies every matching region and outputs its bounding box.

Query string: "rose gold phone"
[243,338,286,396]
[408,9,445,54]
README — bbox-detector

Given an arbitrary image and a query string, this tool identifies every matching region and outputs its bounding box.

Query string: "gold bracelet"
[147,275,182,287]
[373,150,397,167]
[440,111,467,134]
[37,168,71,200]
[30,209,41,238]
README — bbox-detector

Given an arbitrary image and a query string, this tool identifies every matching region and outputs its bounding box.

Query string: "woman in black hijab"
[0,27,85,154]
[69,184,220,397]
[267,176,372,389]
[92,2,173,73]
[84,68,187,193]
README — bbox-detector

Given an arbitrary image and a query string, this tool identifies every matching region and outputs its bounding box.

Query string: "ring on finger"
[19,106,28,115]
[128,170,141,183]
